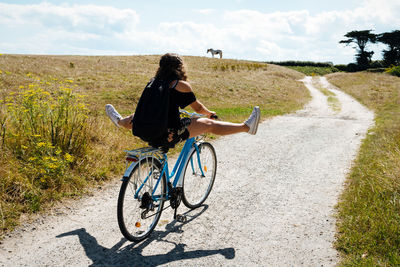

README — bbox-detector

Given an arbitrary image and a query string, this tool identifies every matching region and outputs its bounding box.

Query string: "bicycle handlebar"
[179,109,218,119]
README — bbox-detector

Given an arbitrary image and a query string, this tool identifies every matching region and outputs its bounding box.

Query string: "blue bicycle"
[117,111,217,242]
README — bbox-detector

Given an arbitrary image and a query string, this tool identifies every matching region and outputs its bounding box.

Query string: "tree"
[340,30,377,69]
[378,30,400,66]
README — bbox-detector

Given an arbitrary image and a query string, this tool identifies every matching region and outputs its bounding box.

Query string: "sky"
[0,0,399,64]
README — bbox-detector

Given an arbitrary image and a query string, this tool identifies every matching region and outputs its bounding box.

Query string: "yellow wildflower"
[64,153,74,162]
[21,145,28,149]
[28,156,37,161]
[47,163,57,169]
[19,85,24,89]
[37,142,46,148]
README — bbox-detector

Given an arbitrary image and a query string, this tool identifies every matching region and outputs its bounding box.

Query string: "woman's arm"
[190,100,215,118]
[175,81,216,118]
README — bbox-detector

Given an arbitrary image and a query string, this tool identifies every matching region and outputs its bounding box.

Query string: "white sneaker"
[105,104,122,128]
[244,106,261,135]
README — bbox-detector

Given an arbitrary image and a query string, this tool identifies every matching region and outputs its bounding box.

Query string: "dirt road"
[0,77,374,266]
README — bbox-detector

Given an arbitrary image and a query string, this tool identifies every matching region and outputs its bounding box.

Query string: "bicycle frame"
[122,136,205,203]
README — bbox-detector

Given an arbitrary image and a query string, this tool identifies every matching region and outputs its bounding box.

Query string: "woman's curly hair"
[155,53,187,82]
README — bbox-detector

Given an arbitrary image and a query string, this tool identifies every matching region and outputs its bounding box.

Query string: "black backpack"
[132,78,172,146]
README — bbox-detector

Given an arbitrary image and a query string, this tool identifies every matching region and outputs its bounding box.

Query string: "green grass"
[311,77,341,113]
[327,72,400,266]
[287,66,339,76]
[0,54,310,237]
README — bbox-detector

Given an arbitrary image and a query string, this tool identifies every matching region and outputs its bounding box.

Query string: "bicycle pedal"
[176,214,187,223]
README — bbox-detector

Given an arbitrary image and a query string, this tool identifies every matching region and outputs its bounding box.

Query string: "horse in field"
[207,48,223,58]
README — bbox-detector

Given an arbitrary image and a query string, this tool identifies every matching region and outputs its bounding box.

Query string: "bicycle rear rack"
[125,147,164,161]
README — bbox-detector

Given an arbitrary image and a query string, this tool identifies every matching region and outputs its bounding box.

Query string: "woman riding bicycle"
[106,53,261,147]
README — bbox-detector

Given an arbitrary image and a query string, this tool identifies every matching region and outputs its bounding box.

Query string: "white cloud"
[0,1,399,63]
[0,2,140,35]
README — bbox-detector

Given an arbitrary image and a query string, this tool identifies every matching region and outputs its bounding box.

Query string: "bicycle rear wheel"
[182,142,217,209]
[117,156,166,242]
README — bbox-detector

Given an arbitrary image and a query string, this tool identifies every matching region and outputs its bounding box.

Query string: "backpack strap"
[171,80,179,89]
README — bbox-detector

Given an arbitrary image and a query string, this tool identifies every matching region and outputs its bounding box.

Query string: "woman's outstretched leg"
[105,104,133,130]
[187,106,260,138]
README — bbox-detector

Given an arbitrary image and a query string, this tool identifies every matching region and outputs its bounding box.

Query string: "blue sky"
[1,0,399,64]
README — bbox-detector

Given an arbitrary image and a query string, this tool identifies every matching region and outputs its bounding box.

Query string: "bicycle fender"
[121,161,139,181]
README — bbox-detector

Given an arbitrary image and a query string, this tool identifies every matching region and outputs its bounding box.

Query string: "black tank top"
[167,81,196,129]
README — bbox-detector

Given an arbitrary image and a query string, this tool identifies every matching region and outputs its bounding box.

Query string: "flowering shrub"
[1,76,89,192]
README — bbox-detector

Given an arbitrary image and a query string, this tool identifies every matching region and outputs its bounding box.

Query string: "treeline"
[265,61,333,67]
[267,30,400,77]
[339,30,400,72]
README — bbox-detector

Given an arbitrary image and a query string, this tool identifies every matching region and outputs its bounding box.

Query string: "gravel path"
[0,76,374,266]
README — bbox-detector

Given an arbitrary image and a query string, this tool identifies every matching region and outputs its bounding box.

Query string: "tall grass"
[0,74,93,231]
[327,72,400,266]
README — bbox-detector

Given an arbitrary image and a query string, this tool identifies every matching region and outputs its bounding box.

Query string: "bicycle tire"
[182,142,217,209]
[117,156,166,242]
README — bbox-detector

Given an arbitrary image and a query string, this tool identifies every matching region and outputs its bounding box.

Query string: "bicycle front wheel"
[117,156,166,242]
[182,142,217,209]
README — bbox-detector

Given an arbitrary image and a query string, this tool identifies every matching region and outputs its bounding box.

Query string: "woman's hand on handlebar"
[208,111,218,120]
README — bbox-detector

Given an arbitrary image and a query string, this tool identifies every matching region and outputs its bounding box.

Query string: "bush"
[370,60,385,68]
[0,78,90,216]
[334,64,348,71]
[346,63,361,72]
[286,66,339,76]
[386,65,400,77]
[266,61,333,67]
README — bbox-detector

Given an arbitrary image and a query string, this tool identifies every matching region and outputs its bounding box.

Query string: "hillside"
[0,54,309,236]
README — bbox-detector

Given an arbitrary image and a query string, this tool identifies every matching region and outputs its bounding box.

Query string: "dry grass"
[327,72,400,266]
[0,54,309,237]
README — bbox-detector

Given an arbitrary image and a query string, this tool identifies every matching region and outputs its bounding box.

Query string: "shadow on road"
[56,205,235,266]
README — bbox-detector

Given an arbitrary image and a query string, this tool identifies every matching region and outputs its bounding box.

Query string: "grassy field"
[0,54,309,237]
[327,72,400,266]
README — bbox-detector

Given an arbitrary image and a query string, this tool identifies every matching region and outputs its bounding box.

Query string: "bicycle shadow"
[56,205,235,266]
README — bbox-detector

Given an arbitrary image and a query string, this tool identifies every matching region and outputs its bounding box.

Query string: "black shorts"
[148,118,191,152]
[174,117,192,137]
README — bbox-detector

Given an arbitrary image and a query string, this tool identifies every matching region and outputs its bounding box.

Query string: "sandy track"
[0,77,374,266]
